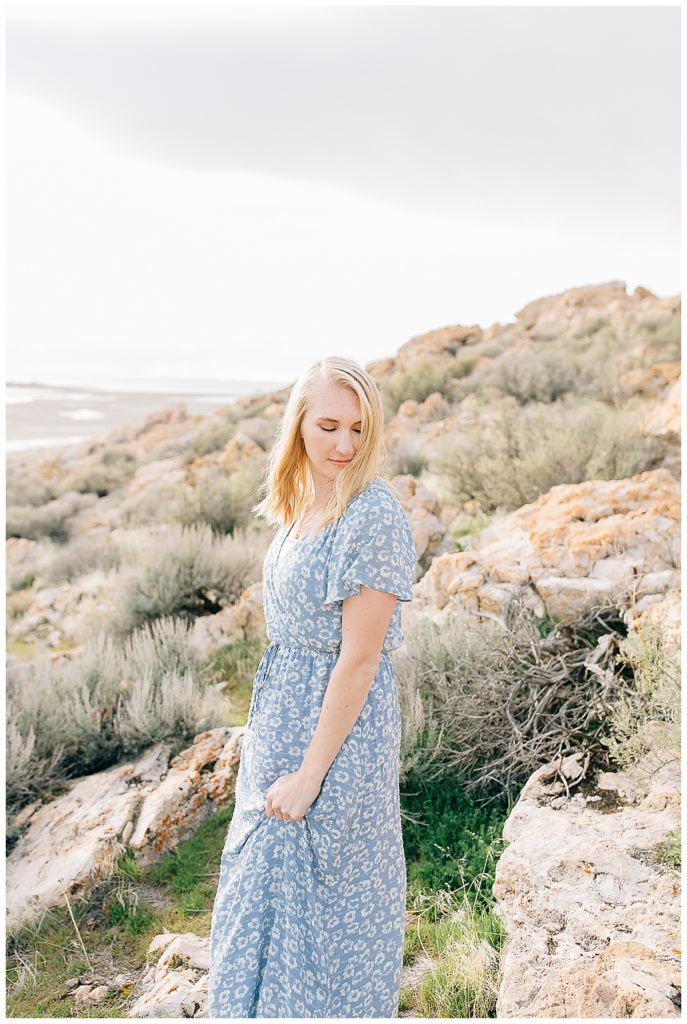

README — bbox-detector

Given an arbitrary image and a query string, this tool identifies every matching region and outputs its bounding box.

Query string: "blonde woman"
[208,356,417,1017]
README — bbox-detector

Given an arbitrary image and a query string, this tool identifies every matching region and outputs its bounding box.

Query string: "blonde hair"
[252,356,387,533]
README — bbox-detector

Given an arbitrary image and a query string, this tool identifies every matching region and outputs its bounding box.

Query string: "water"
[6,377,289,454]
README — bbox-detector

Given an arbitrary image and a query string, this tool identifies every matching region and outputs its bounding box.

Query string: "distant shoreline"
[6,378,289,455]
[7,376,290,396]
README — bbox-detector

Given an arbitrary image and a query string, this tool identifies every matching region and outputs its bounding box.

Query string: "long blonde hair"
[252,356,387,533]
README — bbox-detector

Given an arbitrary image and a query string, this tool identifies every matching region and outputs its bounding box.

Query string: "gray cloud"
[7,5,680,216]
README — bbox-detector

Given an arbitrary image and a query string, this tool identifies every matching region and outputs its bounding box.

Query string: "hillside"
[6,280,681,1018]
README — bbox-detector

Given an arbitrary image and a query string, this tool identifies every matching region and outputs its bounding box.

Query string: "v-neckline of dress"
[274,477,382,568]
[275,515,333,571]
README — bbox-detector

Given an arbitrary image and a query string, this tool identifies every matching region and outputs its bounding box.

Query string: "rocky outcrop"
[411,468,679,622]
[7,570,111,647]
[6,728,244,932]
[493,743,680,1017]
[641,377,681,479]
[513,280,679,343]
[493,585,681,1018]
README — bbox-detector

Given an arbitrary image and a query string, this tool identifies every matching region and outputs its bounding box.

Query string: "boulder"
[7,728,243,931]
[411,469,679,621]
[493,746,681,1017]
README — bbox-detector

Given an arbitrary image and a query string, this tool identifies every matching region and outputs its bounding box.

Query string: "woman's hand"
[264,769,323,822]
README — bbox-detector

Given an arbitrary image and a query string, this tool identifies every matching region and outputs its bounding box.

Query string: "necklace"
[293,502,328,540]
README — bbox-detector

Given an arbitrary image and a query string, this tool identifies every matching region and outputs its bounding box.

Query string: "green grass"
[650,830,681,876]
[398,773,508,1017]
[400,878,506,1017]
[204,636,264,725]
[401,774,508,895]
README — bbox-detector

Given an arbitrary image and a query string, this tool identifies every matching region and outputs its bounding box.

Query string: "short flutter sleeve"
[324,485,417,607]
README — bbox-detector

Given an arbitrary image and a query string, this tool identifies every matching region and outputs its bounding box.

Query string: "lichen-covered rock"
[412,469,679,621]
[493,746,681,1017]
[389,473,452,565]
[7,729,243,931]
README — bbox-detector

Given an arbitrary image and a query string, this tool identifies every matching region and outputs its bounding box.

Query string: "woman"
[208,356,417,1018]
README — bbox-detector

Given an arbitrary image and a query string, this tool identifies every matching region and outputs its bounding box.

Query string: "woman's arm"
[263,586,397,820]
[300,585,397,781]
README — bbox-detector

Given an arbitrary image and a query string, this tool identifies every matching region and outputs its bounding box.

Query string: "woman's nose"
[334,436,355,455]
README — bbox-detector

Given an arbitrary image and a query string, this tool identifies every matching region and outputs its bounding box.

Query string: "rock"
[7,729,243,930]
[188,581,266,657]
[618,362,680,399]
[127,459,187,498]
[128,933,210,1018]
[556,941,681,1017]
[389,474,452,565]
[190,432,266,476]
[72,986,95,1009]
[642,377,680,439]
[83,984,113,1005]
[128,729,243,862]
[8,570,111,647]
[493,750,681,1017]
[412,469,679,621]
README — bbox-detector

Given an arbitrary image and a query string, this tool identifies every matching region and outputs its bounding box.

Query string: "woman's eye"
[320,427,362,434]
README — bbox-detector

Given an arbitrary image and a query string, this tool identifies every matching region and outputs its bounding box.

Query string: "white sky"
[6,4,681,386]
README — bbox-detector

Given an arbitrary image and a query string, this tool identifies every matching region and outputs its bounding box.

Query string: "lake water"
[6,377,289,454]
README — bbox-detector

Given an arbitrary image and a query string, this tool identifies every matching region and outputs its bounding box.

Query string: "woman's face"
[300,380,363,483]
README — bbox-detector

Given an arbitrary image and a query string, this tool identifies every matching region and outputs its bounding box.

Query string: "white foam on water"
[58,409,106,421]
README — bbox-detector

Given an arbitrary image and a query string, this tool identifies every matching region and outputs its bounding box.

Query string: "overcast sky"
[6,4,680,387]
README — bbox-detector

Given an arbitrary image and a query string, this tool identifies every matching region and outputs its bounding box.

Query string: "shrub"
[639,309,681,361]
[40,532,122,584]
[174,463,265,535]
[6,491,98,542]
[382,358,461,415]
[430,397,655,512]
[382,443,429,479]
[484,347,582,404]
[401,772,506,895]
[114,667,204,751]
[117,479,191,528]
[6,465,58,508]
[6,617,223,824]
[394,597,630,808]
[233,417,279,451]
[189,418,237,458]
[106,522,262,636]
[599,609,680,783]
[60,447,138,497]
[6,539,55,591]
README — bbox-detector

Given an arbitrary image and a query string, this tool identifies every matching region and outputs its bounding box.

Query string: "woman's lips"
[330,459,351,464]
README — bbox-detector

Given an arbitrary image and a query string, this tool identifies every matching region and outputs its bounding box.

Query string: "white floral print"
[208,476,417,1018]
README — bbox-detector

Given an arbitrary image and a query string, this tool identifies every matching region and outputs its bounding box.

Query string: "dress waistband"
[265,638,341,656]
[264,639,393,659]
[248,639,392,725]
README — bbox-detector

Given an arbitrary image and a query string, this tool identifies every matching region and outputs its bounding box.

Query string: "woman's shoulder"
[343,476,408,525]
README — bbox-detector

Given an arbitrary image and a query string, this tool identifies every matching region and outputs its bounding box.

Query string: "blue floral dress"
[208,476,417,1018]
